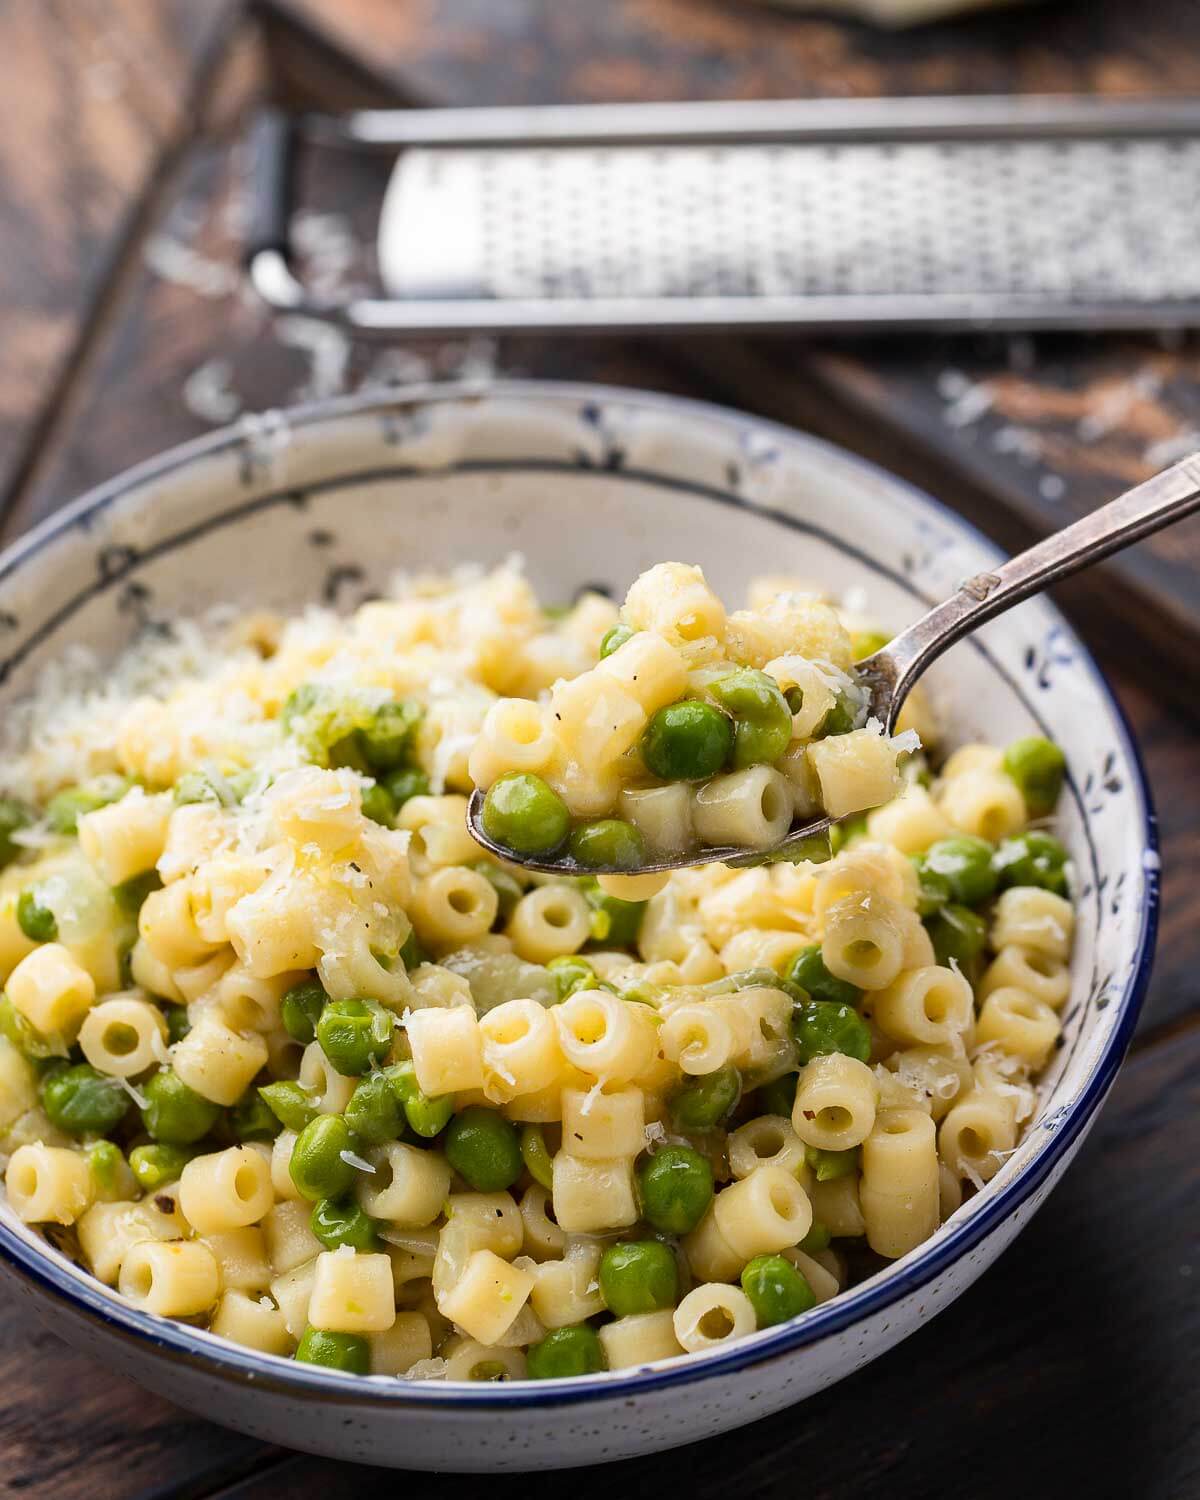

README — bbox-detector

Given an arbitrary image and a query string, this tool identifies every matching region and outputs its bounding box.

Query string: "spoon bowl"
[468,451,1200,875]
[466,786,837,875]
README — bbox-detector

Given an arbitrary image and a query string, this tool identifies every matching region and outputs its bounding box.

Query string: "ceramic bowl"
[0,383,1158,1470]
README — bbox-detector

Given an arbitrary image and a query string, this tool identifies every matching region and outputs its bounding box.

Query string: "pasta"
[0,561,1076,1382]
[472,563,914,867]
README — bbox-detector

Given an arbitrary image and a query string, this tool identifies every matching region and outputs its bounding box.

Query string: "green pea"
[519,1123,555,1190]
[568,819,645,871]
[283,684,422,774]
[1003,735,1066,816]
[17,889,57,944]
[316,997,394,1077]
[581,878,645,947]
[0,994,60,1061]
[851,630,891,661]
[670,1063,740,1131]
[384,1060,454,1139]
[792,1000,870,1065]
[112,869,163,916]
[311,1197,381,1252]
[344,1070,404,1146]
[829,813,867,855]
[910,853,953,916]
[165,1006,191,1045]
[759,1073,797,1118]
[785,944,861,1009]
[399,929,428,971]
[45,775,132,834]
[257,1080,318,1133]
[472,861,523,925]
[599,623,635,659]
[924,836,997,906]
[403,1085,454,1140]
[546,954,597,1003]
[86,1139,126,1195]
[526,1324,607,1379]
[709,668,792,770]
[384,1059,420,1103]
[360,780,396,827]
[383,766,431,810]
[130,1142,194,1191]
[994,831,1069,895]
[637,1144,713,1235]
[804,1144,859,1183]
[360,700,423,773]
[281,979,327,1045]
[924,903,988,970]
[798,1220,831,1255]
[481,772,570,856]
[140,1069,220,1145]
[599,1240,679,1317]
[443,1106,522,1192]
[230,1089,282,1142]
[815,695,856,739]
[640,700,733,781]
[741,1253,816,1327]
[290,1114,360,1202]
[295,1326,370,1375]
[0,798,31,869]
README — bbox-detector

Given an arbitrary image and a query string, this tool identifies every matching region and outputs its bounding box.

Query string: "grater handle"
[246,110,298,266]
[876,455,1200,721]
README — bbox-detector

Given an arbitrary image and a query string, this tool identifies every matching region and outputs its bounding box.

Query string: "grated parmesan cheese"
[339,1149,375,1174]
[118,1077,149,1111]
[578,1077,607,1117]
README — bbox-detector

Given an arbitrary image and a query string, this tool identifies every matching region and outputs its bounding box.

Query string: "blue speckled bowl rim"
[0,381,1158,1410]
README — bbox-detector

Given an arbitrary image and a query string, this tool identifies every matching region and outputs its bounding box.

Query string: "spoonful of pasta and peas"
[467,453,1200,894]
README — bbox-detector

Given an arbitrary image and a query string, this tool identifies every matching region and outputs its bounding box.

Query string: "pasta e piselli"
[0,560,1073,1381]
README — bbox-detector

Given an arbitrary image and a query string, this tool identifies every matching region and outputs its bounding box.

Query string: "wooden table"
[0,4,1196,1496]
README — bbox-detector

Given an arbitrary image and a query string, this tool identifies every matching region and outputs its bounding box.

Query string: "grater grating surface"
[382,141,1200,305]
[246,99,1200,333]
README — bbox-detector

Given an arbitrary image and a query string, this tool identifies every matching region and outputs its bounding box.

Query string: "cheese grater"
[246,97,1200,336]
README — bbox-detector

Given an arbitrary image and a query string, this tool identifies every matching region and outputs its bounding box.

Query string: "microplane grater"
[246,97,1200,335]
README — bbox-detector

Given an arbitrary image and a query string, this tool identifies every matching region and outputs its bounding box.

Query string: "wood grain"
[0,1289,269,1500]
[269,0,1200,105]
[0,0,239,514]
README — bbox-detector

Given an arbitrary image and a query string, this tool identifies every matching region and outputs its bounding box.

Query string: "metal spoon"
[468,452,1200,874]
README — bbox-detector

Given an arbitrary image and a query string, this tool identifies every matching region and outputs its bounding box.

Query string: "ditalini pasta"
[0,561,1074,1381]
[471,562,920,870]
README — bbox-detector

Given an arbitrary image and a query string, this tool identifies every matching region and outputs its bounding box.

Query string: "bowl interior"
[0,382,1155,1394]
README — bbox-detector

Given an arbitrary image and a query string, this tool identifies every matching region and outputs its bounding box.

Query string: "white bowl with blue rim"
[0,383,1157,1470]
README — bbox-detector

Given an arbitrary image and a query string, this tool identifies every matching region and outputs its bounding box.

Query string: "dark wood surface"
[0,4,1196,1497]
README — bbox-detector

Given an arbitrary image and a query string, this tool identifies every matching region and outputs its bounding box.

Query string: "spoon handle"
[878,452,1200,720]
